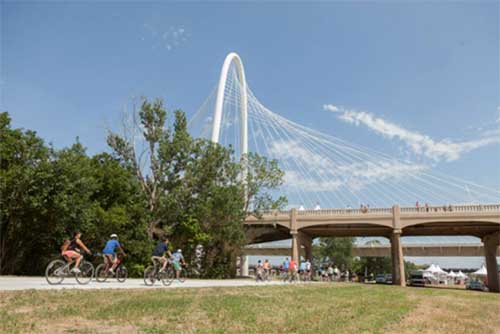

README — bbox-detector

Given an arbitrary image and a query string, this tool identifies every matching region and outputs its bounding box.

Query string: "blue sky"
[2,1,499,190]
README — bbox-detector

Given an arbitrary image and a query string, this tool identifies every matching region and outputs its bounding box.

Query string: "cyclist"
[172,249,186,280]
[299,260,306,278]
[61,231,91,274]
[288,258,297,281]
[151,237,172,272]
[102,233,126,275]
[263,259,270,279]
[305,259,312,280]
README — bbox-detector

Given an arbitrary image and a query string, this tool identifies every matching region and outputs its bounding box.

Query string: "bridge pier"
[391,230,406,286]
[291,232,300,265]
[298,232,313,262]
[483,232,500,293]
[391,205,405,286]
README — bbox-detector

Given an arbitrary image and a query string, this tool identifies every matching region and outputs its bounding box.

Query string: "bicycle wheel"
[95,263,108,283]
[75,261,94,285]
[144,266,156,286]
[161,267,174,286]
[45,260,66,285]
[116,266,128,283]
[178,268,187,283]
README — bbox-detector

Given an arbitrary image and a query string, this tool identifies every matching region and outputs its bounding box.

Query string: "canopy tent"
[448,271,457,278]
[434,265,448,275]
[424,264,438,273]
[457,271,468,279]
[472,265,487,276]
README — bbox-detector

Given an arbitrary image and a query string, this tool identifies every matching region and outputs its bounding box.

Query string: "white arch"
[211,52,248,158]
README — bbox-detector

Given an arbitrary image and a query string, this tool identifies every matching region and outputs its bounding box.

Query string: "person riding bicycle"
[61,231,91,274]
[102,233,126,275]
[288,259,297,279]
[151,237,172,272]
[304,259,312,280]
[263,259,270,278]
[172,249,186,280]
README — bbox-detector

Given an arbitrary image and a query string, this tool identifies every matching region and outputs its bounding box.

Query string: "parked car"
[466,280,488,292]
[409,270,426,287]
[375,274,392,284]
[375,274,387,284]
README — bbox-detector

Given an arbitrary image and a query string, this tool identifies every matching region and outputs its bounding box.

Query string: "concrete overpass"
[243,204,500,292]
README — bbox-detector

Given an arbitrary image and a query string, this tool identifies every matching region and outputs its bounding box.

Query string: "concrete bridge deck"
[243,204,500,292]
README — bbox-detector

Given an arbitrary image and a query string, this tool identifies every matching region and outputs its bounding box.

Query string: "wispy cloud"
[141,24,189,51]
[324,104,500,162]
[268,139,427,192]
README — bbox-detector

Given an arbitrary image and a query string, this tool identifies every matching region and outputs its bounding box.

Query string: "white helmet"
[177,249,182,253]
[110,234,118,239]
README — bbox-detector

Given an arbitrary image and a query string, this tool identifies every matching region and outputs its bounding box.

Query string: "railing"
[400,204,500,214]
[258,204,500,217]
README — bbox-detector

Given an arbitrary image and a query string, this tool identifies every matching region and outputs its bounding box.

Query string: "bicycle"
[255,267,264,282]
[45,253,95,285]
[280,269,289,283]
[95,253,128,283]
[173,262,188,283]
[143,257,174,286]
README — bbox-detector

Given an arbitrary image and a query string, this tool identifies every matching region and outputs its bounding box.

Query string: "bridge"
[189,52,500,292]
[243,204,500,291]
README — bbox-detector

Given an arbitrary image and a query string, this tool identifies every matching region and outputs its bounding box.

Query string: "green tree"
[0,112,51,273]
[315,237,354,270]
[107,99,193,239]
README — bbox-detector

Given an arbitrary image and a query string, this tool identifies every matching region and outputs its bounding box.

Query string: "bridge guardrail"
[258,204,500,217]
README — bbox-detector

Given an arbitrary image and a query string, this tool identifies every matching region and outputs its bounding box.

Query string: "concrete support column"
[391,230,406,286]
[483,233,500,293]
[289,208,300,265]
[391,204,405,286]
[291,231,300,265]
[299,232,313,262]
[241,255,249,277]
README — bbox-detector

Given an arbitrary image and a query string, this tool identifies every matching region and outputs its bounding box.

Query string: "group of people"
[60,231,186,279]
[317,264,343,281]
[280,258,312,280]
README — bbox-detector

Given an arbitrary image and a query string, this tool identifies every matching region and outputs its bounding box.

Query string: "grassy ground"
[0,283,499,334]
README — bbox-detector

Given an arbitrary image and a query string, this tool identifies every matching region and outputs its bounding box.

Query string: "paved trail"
[0,276,294,291]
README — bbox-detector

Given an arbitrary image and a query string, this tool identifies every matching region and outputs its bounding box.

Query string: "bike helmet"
[177,249,182,253]
[110,234,118,239]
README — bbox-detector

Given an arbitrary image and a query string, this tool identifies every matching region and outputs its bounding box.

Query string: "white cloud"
[324,104,500,162]
[268,139,427,193]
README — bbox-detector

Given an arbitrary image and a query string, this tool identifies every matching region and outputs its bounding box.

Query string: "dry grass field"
[1,283,499,334]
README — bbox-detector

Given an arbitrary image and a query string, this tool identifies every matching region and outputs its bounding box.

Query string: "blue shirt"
[103,239,120,255]
[153,242,169,257]
[300,262,306,271]
[284,261,289,269]
[172,252,184,262]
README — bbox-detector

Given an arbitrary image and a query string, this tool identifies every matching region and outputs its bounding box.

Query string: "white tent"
[472,265,487,276]
[448,271,457,278]
[434,265,448,275]
[424,264,438,273]
[457,271,468,279]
